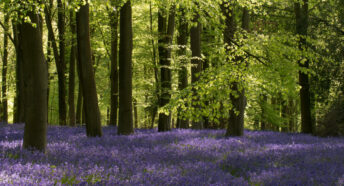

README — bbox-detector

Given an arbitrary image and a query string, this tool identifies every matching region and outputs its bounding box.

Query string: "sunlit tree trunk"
[118,0,134,135]
[76,0,102,136]
[1,13,9,123]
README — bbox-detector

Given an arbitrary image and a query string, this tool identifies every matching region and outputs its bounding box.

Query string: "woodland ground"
[0,124,344,185]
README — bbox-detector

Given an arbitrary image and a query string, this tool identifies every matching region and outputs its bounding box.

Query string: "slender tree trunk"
[44,2,67,126]
[260,94,267,130]
[158,5,175,132]
[109,7,119,127]
[76,81,82,125]
[118,0,134,135]
[1,13,9,123]
[76,0,102,136]
[295,0,313,134]
[134,98,138,129]
[20,11,48,152]
[13,22,25,124]
[176,7,189,129]
[150,2,159,129]
[57,0,67,126]
[190,10,203,129]
[68,8,76,126]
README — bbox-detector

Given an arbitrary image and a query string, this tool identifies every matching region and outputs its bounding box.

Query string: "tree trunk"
[68,8,76,126]
[20,11,48,152]
[176,7,189,129]
[76,0,102,137]
[44,3,67,126]
[158,5,175,132]
[118,0,134,135]
[190,11,203,130]
[109,7,119,127]
[1,13,9,123]
[260,94,267,130]
[295,0,313,134]
[76,81,82,125]
[134,98,138,129]
[221,3,247,136]
[13,22,25,124]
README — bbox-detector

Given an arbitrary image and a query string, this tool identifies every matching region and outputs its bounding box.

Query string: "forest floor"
[0,124,344,185]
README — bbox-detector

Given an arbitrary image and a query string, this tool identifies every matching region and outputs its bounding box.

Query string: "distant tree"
[76,0,102,137]
[118,0,134,135]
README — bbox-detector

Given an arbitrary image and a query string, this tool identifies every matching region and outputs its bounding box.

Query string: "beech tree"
[118,0,134,135]
[157,3,175,132]
[295,0,313,134]
[76,0,102,137]
[19,4,48,151]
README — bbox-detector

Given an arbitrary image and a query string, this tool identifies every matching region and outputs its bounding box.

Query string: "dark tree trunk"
[260,94,267,130]
[76,0,102,137]
[13,22,25,124]
[134,98,138,129]
[190,12,203,129]
[20,11,48,152]
[295,0,313,134]
[1,13,9,123]
[68,8,76,126]
[158,5,175,132]
[176,7,189,129]
[76,82,82,125]
[221,4,248,136]
[109,7,119,127]
[118,0,134,135]
[57,0,67,126]
[149,2,158,129]
[44,3,67,126]
[281,99,288,132]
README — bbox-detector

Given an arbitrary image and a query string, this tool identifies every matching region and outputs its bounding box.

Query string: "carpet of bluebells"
[1,124,344,185]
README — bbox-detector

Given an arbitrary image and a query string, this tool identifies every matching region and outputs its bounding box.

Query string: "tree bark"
[44,2,67,126]
[76,0,102,136]
[176,7,189,129]
[134,98,138,129]
[68,8,76,126]
[109,7,119,127]
[190,12,203,129]
[76,80,82,125]
[1,13,9,123]
[20,11,48,152]
[158,5,175,132]
[295,0,313,134]
[221,3,247,136]
[118,0,134,135]
[13,22,25,124]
